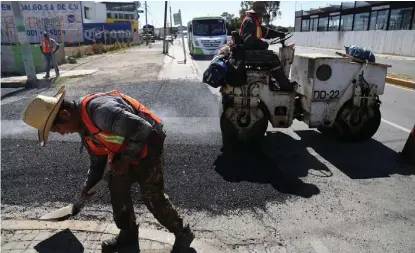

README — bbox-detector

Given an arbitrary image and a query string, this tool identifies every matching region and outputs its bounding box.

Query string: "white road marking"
[381,119,411,133]
[386,83,415,93]
[310,240,330,253]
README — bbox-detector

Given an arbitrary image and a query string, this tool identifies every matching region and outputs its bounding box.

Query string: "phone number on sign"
[26,29,66,37]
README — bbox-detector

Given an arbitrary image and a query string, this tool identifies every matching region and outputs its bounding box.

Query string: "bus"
[104,1,139,32]
[187,16,228,56]
[142,24,155,42]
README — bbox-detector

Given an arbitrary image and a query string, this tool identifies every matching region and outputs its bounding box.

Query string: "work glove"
[80,185,96,201]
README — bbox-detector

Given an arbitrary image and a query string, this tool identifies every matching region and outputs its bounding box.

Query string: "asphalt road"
[2,44,415,253]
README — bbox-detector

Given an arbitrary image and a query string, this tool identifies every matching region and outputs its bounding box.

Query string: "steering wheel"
[270,33,293,47]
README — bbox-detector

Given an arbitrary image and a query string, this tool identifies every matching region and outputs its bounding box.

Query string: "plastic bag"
[203,55,228,88]
[345,45,376,63]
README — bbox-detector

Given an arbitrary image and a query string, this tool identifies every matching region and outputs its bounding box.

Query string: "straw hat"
[246,1,267,14]
[23,86,66,147]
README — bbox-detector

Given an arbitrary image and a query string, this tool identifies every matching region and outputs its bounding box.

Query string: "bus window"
[193,19,226,36]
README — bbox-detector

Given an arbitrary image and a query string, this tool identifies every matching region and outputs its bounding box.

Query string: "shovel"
[39,168,110,222]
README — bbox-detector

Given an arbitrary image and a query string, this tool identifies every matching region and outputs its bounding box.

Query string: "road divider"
[385,75,415,89]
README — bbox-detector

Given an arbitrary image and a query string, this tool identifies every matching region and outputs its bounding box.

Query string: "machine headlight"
[194,40,200,46]
[316,64,332,81]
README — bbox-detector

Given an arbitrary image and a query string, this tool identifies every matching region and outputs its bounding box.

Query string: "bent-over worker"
[23,86,194,253]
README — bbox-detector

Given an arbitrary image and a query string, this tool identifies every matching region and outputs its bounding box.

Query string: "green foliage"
[221,12,242,33]
[239,1,282,26]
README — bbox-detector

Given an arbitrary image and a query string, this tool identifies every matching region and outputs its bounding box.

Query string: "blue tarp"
[345,45,376,63]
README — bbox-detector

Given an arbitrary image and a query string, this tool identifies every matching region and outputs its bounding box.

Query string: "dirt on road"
[57,44,165,88]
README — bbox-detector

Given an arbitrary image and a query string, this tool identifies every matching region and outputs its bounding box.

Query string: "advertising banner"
[1,1,83,44]
[83,23,133,44]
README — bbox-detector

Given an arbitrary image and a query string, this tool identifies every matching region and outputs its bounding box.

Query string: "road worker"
[40,31,60,79]
[23,86,194,253]
[239,1,297,91]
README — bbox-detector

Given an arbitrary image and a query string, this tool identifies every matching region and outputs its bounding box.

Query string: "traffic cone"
[400,124,415,166]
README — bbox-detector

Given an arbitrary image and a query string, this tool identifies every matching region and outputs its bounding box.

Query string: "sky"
[141,0,342,28]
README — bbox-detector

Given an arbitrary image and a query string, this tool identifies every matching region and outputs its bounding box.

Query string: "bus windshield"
[192,19,226,36]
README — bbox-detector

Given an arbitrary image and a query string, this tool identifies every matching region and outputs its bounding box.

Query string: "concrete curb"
[385,76,415,89]
[1,220,222,253]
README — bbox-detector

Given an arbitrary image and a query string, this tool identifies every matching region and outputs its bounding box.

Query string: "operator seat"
[230,31,275,67]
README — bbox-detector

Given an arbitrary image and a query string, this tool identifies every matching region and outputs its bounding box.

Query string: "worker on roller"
[239,1,297,91]
[23,86,194,253]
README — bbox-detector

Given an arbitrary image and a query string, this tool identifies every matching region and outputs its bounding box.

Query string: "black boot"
[171,225,195,253]
[102,226,139,253]
[269,67,297,91]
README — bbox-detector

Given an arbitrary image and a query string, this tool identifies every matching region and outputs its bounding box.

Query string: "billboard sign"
[173,13,181,26]
[1,1,83,44]
[83,23,133,44]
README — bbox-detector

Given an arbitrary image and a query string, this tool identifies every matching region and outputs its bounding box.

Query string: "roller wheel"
[318,102,381,142]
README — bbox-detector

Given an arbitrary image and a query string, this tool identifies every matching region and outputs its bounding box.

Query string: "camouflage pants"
[108,153,184,234]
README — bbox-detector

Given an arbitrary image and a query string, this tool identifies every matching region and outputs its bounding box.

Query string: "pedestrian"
[40,31,60,79]
[23,86,194,253]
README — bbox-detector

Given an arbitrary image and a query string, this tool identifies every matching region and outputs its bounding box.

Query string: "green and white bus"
[187,16,228,56]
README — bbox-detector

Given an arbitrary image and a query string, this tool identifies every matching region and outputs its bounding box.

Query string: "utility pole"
[179,9,186,64]
[145,1,148,46]
[11,1,38,86]
[163,1,168,54]
[169,4,173,38]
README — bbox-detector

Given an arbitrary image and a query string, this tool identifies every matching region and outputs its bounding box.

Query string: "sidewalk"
[158,41,198,80]
[1,220,222,253]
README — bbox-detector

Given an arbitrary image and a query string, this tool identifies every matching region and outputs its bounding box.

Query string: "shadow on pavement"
[191,55,214,61]
[1,78,53,90]
[214,139,321,199]
[1,86,51,101]
[34,229,84,253]
[295,130,414,179]
[263,131,333,178]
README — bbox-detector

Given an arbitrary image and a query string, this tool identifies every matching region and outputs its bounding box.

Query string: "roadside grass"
[387,73,415,81]
[52,74,88,87]
[64,42,139,61]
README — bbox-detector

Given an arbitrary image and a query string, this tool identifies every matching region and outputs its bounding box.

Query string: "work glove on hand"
[80,185,96,201]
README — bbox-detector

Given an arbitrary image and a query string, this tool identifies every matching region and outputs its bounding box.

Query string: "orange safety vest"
[42,38,52,53]
[239,13,263,39]
[80,90,162,164]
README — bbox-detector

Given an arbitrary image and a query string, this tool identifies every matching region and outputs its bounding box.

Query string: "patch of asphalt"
[1,79,221,120]
[2,77,415,252]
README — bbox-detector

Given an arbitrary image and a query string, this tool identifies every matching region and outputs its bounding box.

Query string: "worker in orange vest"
[40,31,60,79]
[239,1,297,91]
[23,86,194,253]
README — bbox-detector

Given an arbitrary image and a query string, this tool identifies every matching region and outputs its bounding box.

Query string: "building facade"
[1,1,84,44]
[102,1,140,32]
[295,1,415,32]
[289,1,415,56]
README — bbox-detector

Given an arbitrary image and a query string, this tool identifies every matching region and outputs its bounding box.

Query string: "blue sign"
[83,23,132,44]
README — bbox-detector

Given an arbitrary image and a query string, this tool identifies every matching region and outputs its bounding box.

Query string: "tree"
[239,1,282,26]
[221,12,242,34]
[221,12,235,24]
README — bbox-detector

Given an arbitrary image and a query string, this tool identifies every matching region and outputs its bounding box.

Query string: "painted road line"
[381,119,411,133]
[310,240,330,253]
